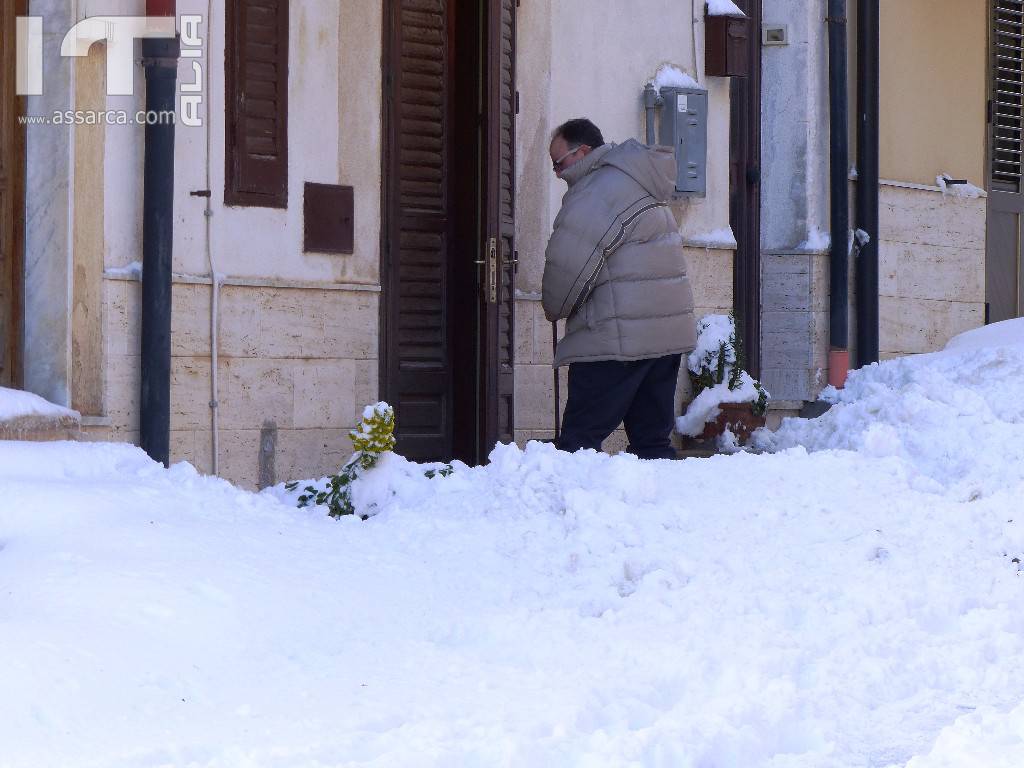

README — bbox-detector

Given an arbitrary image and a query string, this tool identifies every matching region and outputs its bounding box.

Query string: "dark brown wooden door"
[382,0,516,464]
[382,0,454,461]
[0,1,26,388]
[729,0,762,376]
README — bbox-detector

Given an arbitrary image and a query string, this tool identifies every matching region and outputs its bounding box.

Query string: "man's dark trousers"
[556,354,681,460]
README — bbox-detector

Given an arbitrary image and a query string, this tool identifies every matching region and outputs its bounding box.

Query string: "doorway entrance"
[0,1,26,388]
[381,0,516,464]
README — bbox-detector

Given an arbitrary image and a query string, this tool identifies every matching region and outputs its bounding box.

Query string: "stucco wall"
[759,0,833,401]
[760,0,831,253]
[879,0,987,188]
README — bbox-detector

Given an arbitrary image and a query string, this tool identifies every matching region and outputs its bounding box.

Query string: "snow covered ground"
[1,321,1023,767]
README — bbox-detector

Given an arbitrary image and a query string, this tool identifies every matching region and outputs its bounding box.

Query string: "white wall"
[95,0,383,287]
[760,0,831,252]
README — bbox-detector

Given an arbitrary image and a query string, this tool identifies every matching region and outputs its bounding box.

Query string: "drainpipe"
[643,83,661,145]
[826,0,850,388]
[855,0,880,366]
[139,4,179,466]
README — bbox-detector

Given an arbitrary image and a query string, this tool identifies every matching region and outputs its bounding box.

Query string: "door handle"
[474,238,498,303]
[488,237,498,304]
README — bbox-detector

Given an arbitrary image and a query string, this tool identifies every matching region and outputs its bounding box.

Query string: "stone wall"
[878,184,986,357]
[760,251,829,401]
[87,276,379,489]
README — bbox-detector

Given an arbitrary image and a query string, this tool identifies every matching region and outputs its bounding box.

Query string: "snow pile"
[752,318,1024,500]
[676,314,766,437]
[0,386,79,422]
[2,320,1024,766]
[946,319,1024,352]
[649,63,699,91]
[902,704,1024,768]
[706,0,746,17]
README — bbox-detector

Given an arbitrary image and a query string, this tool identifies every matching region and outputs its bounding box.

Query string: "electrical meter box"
[657,86,708,197]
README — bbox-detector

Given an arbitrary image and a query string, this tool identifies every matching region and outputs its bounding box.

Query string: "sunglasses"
[552,145,583,173]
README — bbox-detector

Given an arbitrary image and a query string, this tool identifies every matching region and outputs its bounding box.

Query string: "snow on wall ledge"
[707,0,746,17]
[0,388,81,441]
[648,63,700,91]
[0,387,79,422]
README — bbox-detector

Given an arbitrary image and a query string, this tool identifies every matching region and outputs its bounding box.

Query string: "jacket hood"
[597,139,677,201]
[559,142,614,187]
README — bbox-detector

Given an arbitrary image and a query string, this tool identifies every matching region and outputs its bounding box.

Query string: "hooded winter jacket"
[542,139,697,367]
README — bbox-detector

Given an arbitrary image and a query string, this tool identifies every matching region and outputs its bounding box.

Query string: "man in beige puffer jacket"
[544,118,696,459]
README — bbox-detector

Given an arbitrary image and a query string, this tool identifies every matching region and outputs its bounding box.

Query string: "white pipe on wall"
[202,0,221,475]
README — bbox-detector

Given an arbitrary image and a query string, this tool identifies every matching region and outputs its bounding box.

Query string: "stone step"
[0,412,83,442]
[0,387,84,442]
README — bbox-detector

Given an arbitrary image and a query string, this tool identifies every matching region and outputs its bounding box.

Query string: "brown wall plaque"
[705,14,751,78]
[304,182,354,254]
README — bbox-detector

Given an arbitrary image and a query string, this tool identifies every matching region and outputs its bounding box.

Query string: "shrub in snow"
[676,314,768,438]
[286,403,395,519]
[286,402,453,519]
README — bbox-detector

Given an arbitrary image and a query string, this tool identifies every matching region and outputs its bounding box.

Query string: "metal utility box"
[658,86,708,197]
[705,14,752,77]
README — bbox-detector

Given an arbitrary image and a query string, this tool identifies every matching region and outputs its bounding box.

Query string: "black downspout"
[856,0,880,366]
[140,37,180,466]
[827,0,850,387]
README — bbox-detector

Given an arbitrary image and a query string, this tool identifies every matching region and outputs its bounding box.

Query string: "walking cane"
[552,322,561,440]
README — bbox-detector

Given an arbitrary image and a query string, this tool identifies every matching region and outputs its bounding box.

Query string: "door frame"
[729,0,762,377]
[479,0,516,454]
[0,0,27,388]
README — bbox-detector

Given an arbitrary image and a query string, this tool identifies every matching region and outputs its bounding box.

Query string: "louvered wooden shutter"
[993,0,1024,190]
[225,0,289,208]
[483,0,516,448]
[385,0,454,461]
